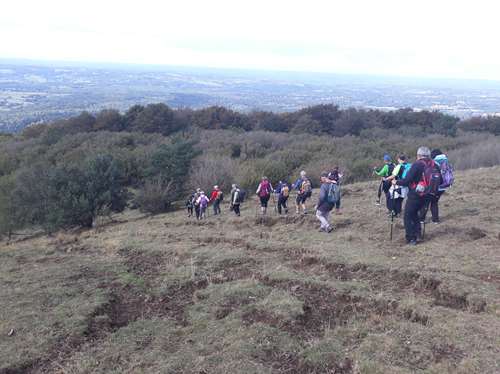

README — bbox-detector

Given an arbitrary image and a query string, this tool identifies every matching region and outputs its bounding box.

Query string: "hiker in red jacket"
[209,185,223,215]
[256,176,274,215]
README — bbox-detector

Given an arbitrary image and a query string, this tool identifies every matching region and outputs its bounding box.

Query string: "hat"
[214,185,219,189]
[383,154,391,162]
[321,172,329,178]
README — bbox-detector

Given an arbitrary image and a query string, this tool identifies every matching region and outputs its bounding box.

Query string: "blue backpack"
[399,162,412,179]
[327,183,340,204]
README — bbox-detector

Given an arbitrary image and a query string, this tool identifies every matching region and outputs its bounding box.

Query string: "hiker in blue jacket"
[315,172,335,233]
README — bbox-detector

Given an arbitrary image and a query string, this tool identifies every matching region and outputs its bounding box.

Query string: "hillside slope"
[1,167,499,374]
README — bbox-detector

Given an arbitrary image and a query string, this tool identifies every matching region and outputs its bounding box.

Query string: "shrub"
[135,178,173,214]
[10,155,128,232]
[188,155,239,193]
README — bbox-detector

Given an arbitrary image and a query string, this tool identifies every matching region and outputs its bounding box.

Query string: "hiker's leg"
[394,198,403,216]
[385,191,392,212]
[277,198,282,214]
[295,195,301,213]
[283,197,288,214]
[404,197,420,242]
[316,210,328,229]
[324,210,332,229]
[430,192,442,222]
[234,204,240,216]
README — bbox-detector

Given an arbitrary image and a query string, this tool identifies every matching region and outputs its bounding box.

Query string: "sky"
[1,0,500,80]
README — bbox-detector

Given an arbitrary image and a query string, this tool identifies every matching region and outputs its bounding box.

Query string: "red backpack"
[414,159,442,197]
[259,181,271,197]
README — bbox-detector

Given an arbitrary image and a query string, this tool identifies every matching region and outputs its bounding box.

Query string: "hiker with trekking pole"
[275,180,290,215]
[392,146,442,246]
[256,177,274,215]
[328,166,343,215]
[385,155,412,218]
[230,184,244,216]
[373,154,395,214]
[315,172,339,233]
[418,149,454,225]
[293,170,312,215]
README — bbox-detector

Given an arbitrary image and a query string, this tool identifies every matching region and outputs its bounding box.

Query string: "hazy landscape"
[2,60,500,132]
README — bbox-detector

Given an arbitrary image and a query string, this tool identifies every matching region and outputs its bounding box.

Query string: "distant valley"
[2,60,500,132]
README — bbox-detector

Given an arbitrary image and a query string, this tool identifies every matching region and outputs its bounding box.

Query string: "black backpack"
[218,191,224,202]
[237,189,247,203]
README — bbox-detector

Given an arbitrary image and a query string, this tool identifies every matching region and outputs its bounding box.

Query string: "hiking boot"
[432,220,440,225]
[407,240,417,246]
[326,227,334,233]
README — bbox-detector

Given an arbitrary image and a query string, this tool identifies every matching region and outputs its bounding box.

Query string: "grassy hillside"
[1,167,499,374]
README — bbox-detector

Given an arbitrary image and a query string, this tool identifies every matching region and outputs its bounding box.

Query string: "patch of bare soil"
[465,227,487,240]
[287,254,488,313]
[255,277,399,339]
[118,247,167,279]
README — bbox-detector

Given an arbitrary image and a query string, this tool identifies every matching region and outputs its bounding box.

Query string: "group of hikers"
[186,167,343,233]
[373,147,453,245]
[185,146,453,245]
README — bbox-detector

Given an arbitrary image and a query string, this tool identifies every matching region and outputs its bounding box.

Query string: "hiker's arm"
[386,165,401,182]
[374,164,388,176]
[256,185,261,195]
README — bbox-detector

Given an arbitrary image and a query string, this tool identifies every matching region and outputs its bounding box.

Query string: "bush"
[9,155,127,232]
[188,155,239,193]
[135,178,173,214]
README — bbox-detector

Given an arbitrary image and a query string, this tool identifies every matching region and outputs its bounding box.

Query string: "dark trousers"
[385,191,392,212]
[335,196,341,210]
[213,200,221,215]
[393,197,403,216]
[195,205,201,219]
[420,191,444,223]
[187,206,193,216]
[277,196,288,214]
[232,204,241,216]
[404,195,426,242]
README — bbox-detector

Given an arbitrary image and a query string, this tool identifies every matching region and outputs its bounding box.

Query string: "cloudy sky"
[1,0,499,80]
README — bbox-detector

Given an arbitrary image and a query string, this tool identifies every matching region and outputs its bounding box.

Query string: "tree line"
[18,103,476,142]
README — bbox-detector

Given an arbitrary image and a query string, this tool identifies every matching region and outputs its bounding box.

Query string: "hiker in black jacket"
[393,146,432,246]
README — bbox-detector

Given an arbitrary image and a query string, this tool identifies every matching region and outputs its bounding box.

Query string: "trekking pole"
[389,188,395,241]
[377,180,383,205]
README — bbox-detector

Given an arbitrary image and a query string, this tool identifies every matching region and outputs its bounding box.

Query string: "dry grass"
[1,167,500,374]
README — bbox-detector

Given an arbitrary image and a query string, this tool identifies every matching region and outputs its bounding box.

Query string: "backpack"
[326,183,339,204]
[259,181,271,198]
[199,196,208,209]
[415,159,442,197]
[217,190,224,202]
[397,163,412,180]
[436,157,454,189]
[281,185,289,198]
[387,163,395,176]
[301,179,312,197]
[236,189,246,203]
